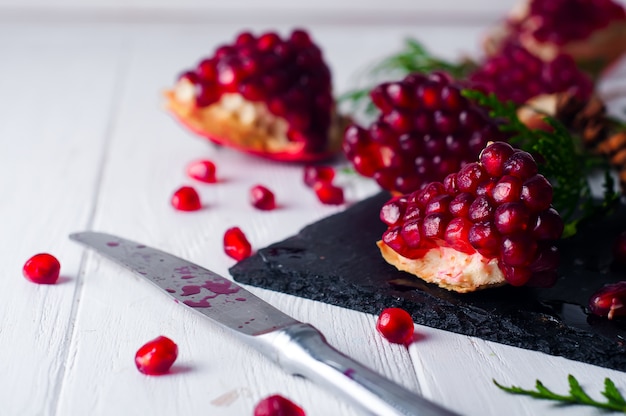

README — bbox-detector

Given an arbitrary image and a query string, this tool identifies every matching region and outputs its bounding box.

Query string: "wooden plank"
[0,27,123,415]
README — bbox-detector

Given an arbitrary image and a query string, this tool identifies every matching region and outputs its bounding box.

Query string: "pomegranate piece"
[171,186,202,211]
[135,336,178,375]
[22,253,61,284]
[376,308,415,344]
[589,282,626,320]
[468,43,593,106]
[313,181,344,205]
[186,159,217,183]
[250,184,277,211]
[165,29,348,162]
[343,72,509,195]
[378,141,563,293]
[223,227,252,261]
[484,0,626,75]
[254,395,305,416]
[303,165,335,187]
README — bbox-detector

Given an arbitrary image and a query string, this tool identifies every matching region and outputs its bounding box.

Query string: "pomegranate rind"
[377,240,506,293]
[165,89,347,163]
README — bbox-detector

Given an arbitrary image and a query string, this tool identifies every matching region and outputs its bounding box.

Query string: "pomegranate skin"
[166,29,347,162]
[378,141,563,292]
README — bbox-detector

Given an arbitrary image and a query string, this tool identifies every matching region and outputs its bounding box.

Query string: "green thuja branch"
[494,375,626,412]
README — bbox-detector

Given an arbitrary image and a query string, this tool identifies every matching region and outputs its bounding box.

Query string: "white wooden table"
[2,2,626,415]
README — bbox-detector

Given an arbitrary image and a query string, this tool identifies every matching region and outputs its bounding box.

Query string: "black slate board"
[230,191,626,372]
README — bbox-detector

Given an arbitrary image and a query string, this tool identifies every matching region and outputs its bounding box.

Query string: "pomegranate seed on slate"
[171,186,202,211]
[254,395,305,416]
[135,336,178,375]
[589,282,626,320]
[250,185,277,211]
[303,165,335,187]
[613,231,626,265]
[224,227,252,261]
[186,160,217,183]
[376,308,415,344]
[313,182,344,205]
[23,253,60,284]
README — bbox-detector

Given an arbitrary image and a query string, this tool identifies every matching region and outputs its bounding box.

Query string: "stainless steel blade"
[70,231,299,336]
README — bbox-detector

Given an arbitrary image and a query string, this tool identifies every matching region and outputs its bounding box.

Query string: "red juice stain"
[181,275,195,280]
[166,288,176,293]
[235,297,246,302]
[181,285,202,296]
[106,242,119,247]
[184,298,212,308]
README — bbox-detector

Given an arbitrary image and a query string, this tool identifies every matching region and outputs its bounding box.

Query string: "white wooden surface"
[2,6,626,416]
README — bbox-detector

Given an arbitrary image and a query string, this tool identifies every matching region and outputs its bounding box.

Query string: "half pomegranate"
[165,29,348,162]
[378,141,563,293]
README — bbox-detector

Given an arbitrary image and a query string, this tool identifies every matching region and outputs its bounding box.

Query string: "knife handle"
[256,323,459,416]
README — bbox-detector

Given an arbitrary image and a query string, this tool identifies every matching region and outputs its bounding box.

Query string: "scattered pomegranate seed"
[589,282,626,320]
[254,395,305,416]
[250,185,277,211]
[171,186,202,211]
[376,308,415,344]
[613,231,626,265]
[135,336,178,375]
[313,182,344,205]
[224,227,252,261]
[303,165,335,187]
[186,160,217,183]
[22,253,61,284]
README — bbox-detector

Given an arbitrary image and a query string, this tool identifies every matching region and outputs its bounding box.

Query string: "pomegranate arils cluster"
[468,43,593,105]
[379,141,563,293]
[343,72,509,194]
[135,336,178,375]
[302,165,344,205]
[167,29,344,162]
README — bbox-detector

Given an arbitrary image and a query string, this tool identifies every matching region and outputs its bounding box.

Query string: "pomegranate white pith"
[378,242,506,293]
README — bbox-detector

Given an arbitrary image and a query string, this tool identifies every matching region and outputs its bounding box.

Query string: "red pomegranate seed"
[254,395,305,416]
[23,253,61,284]
[589,282,626,320]
[613,231,626,265]
[171,186,202,211]
[376,307,415,344]
[250,185,276,211]
[303,165,335,187]
[135,336,178,375]
[313,182,344,205]
[186,160,217,183]
[223,227,252,261]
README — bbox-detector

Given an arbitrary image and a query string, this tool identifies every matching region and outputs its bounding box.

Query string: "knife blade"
[70,231,460,416]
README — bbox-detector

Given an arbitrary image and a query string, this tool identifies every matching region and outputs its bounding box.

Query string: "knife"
[70,231,459,416]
